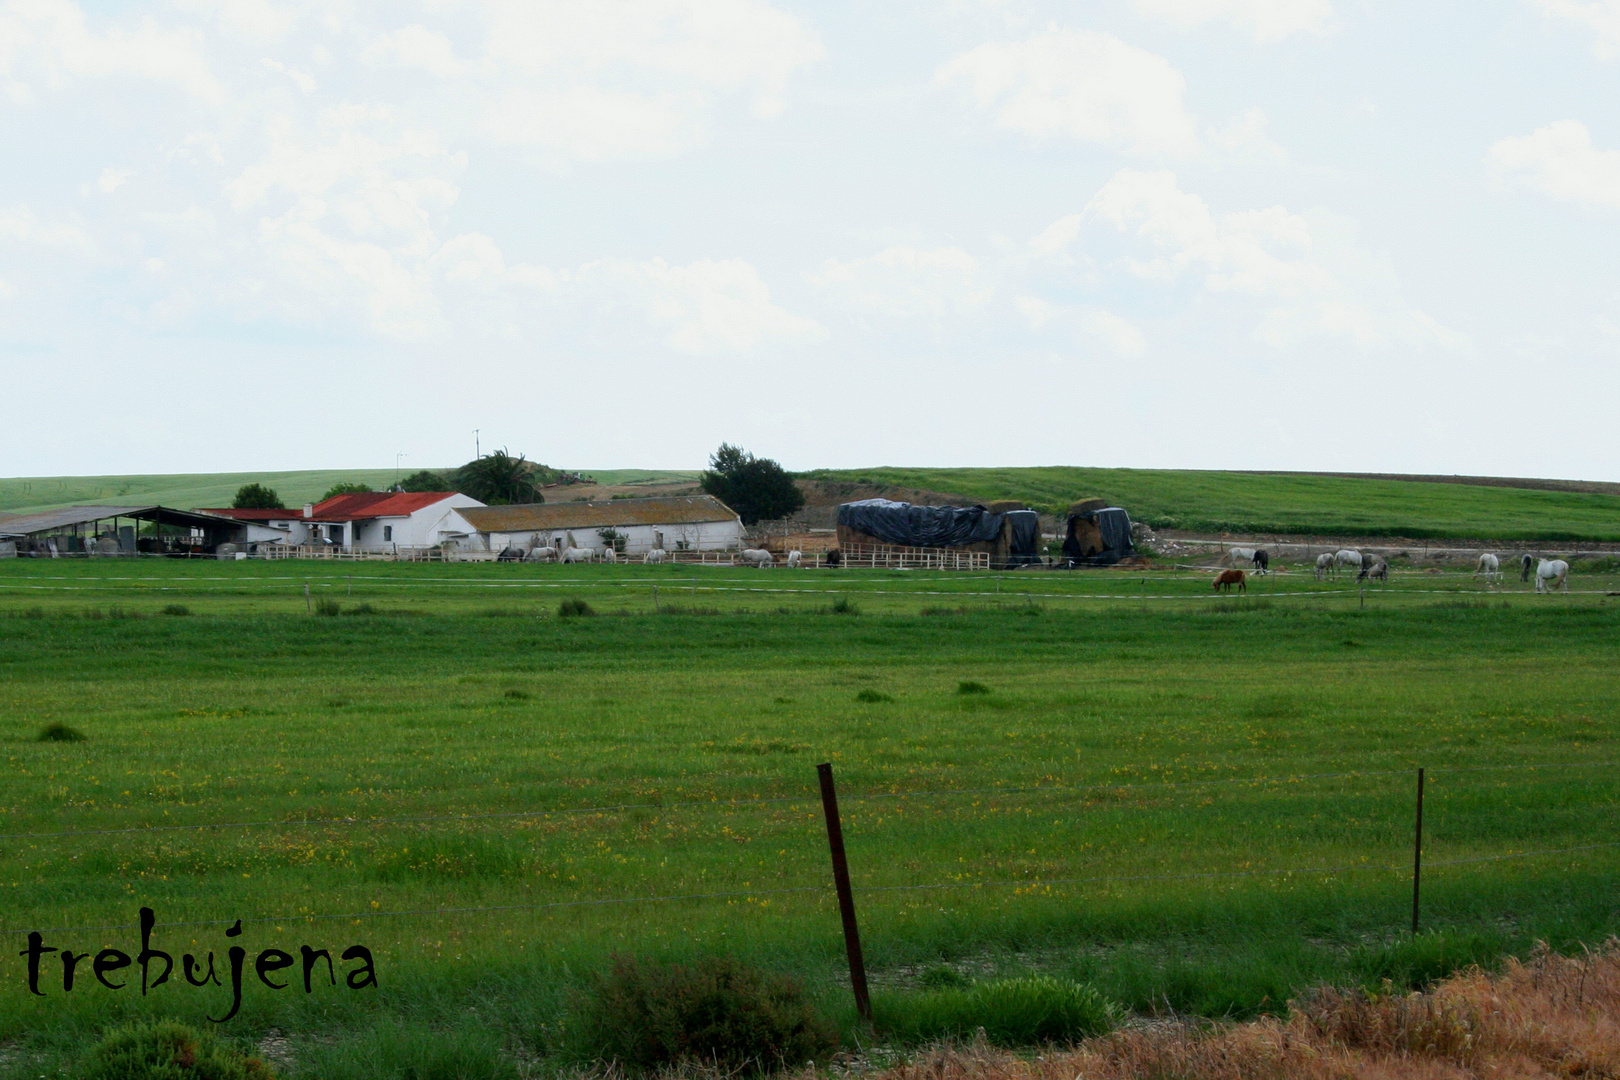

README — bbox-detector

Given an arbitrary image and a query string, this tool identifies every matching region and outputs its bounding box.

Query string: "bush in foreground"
[38,721,87,742]
[76,1020,274,1080]
[575,954,836,1073]
[559,598,595,618]
[874,975,1118,1047]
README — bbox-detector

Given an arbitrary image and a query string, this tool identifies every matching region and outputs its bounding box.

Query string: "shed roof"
[459,495,739,533]
[0,505,239,535]
[194,508,306,522]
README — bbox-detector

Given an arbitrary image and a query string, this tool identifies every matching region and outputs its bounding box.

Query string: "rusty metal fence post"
[1412,767,1425,934]
[817,762,872,1023]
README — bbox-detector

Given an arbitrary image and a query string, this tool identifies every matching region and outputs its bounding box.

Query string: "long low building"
[198,492,484,552]
[0,504,247,556]
[459,495,743,555]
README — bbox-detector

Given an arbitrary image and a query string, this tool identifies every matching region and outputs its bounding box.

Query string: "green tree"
[398,469,451,492]
[231,483,284,510]
[454,449,545,505]
[700,443,805,525]
[320,481,374,502]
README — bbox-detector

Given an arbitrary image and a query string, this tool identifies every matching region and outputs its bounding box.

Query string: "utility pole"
[474,429,480,459]
[395,452,406,487]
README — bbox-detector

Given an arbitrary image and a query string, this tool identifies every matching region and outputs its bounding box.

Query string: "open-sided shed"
[835,499,1042,569]
[0,505,242,556]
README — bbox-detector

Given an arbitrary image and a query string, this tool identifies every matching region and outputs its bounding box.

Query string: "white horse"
[1474,553,1500,582]
[1314,552,1336,581]
[601,547,617,564]
[559,546,594,564]
[524,546,557,563]
[1535,558,1569,593]
[644,548,667,565]
[1229,547,1257,568]
[786,550,803,568]
[1335,549,1363,572]
[737,548,775,568]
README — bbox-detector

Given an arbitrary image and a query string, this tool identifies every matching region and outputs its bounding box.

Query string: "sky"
[1,0,1618,480]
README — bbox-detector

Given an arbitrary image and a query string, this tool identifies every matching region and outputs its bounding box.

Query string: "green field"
[0,558,1617,1074]
[801,466,1620,541]
[0,469,698,516]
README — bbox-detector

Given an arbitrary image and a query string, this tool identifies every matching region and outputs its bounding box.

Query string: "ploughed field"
[0,557,1617,1058]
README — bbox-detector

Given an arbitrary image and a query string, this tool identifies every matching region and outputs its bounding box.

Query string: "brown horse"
[1213,569,1247,593]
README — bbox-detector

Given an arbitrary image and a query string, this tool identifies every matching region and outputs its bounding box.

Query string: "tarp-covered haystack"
[836,499,1042,569]
[1061,498,1135,566]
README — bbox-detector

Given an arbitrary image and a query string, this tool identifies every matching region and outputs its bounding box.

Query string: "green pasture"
[801,465,1620,541]
[0,469,697,516]
[0,559,1617,1074]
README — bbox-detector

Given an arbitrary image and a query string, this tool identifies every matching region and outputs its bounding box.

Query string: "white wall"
[487,518,743,554]
[348,495,486,552]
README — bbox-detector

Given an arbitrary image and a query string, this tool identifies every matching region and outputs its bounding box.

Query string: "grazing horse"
[1357,557,1389,584]
[1213,569,1247,593]
[559,546,594,564]
[644,548,668,565]
[786,550,803,568]
[1229,547,1257,568]
[1474,553,1500,582]
[1252,549,1270,575]
[1521,554,1535,583]
[601,547,617,564]
[1535,558,1570,593]
[1335,549,1363,573]
[1314,552,1336,581]
[738,548,775,568]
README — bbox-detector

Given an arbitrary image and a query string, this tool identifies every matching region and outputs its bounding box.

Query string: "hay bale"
[985,500,1025,514]
[1068,497,1108,516]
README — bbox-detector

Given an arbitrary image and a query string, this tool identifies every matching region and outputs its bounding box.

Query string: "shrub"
[161,604,191,616]
[344,603,378,616]
[855,689,893,703]
[559,598,596,618]
[873,975,1118,1047]
[38,722,86,743]
[290,1020,515,1080]
[504,688,531,700]
[829,597,860,615]
[575,954,836,1073]
[957,680,991,695]
[76,1019,275,1080]
[314,599,342,617]
[919,965,972,989]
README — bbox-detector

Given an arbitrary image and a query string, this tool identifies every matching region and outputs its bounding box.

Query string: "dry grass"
[850,941,1620,1080]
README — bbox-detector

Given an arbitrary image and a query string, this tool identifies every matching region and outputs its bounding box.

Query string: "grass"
[0,558,1617,1073]
[799,465,1620,540]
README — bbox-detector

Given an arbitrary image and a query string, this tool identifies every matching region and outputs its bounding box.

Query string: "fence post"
[1411,767,1425,934]
[816,762,872,1023]
[303,584,311,615]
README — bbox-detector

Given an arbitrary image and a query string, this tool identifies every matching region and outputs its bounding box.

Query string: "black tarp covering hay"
[1062,506,1135,566]
[835,499,1042,568]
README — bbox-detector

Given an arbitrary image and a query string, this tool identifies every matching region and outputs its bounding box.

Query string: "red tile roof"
[307,491,463,521]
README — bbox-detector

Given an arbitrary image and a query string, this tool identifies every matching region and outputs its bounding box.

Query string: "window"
[383,526,393,542]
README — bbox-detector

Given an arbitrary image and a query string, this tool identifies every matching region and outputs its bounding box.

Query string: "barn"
[835,499,1042,569]
[460,495,741,553]
[0,505,245,556]
[458,495,744,556]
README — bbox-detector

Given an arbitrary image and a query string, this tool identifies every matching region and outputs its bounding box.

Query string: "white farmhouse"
[459,495,743,555]
[200,491,485,552]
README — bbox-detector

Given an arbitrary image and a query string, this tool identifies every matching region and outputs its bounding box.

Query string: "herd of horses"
[1215,547,1572,593]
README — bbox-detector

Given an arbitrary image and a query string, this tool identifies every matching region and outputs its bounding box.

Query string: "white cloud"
[1488,120,1620,208]
[482,86,698,160]
[363,24,464,78]
[1533,0,1620,60]
[810,245,993,318]
[1133,0,1334,41]
[260,56,315,93]
[0,206,94,251]
[81,167,131,196]
[1079,307,1147,356]
[938,28,1199,155]
[1066,168,1455,347]
[603,257,820,354]
[0,0,223,104]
